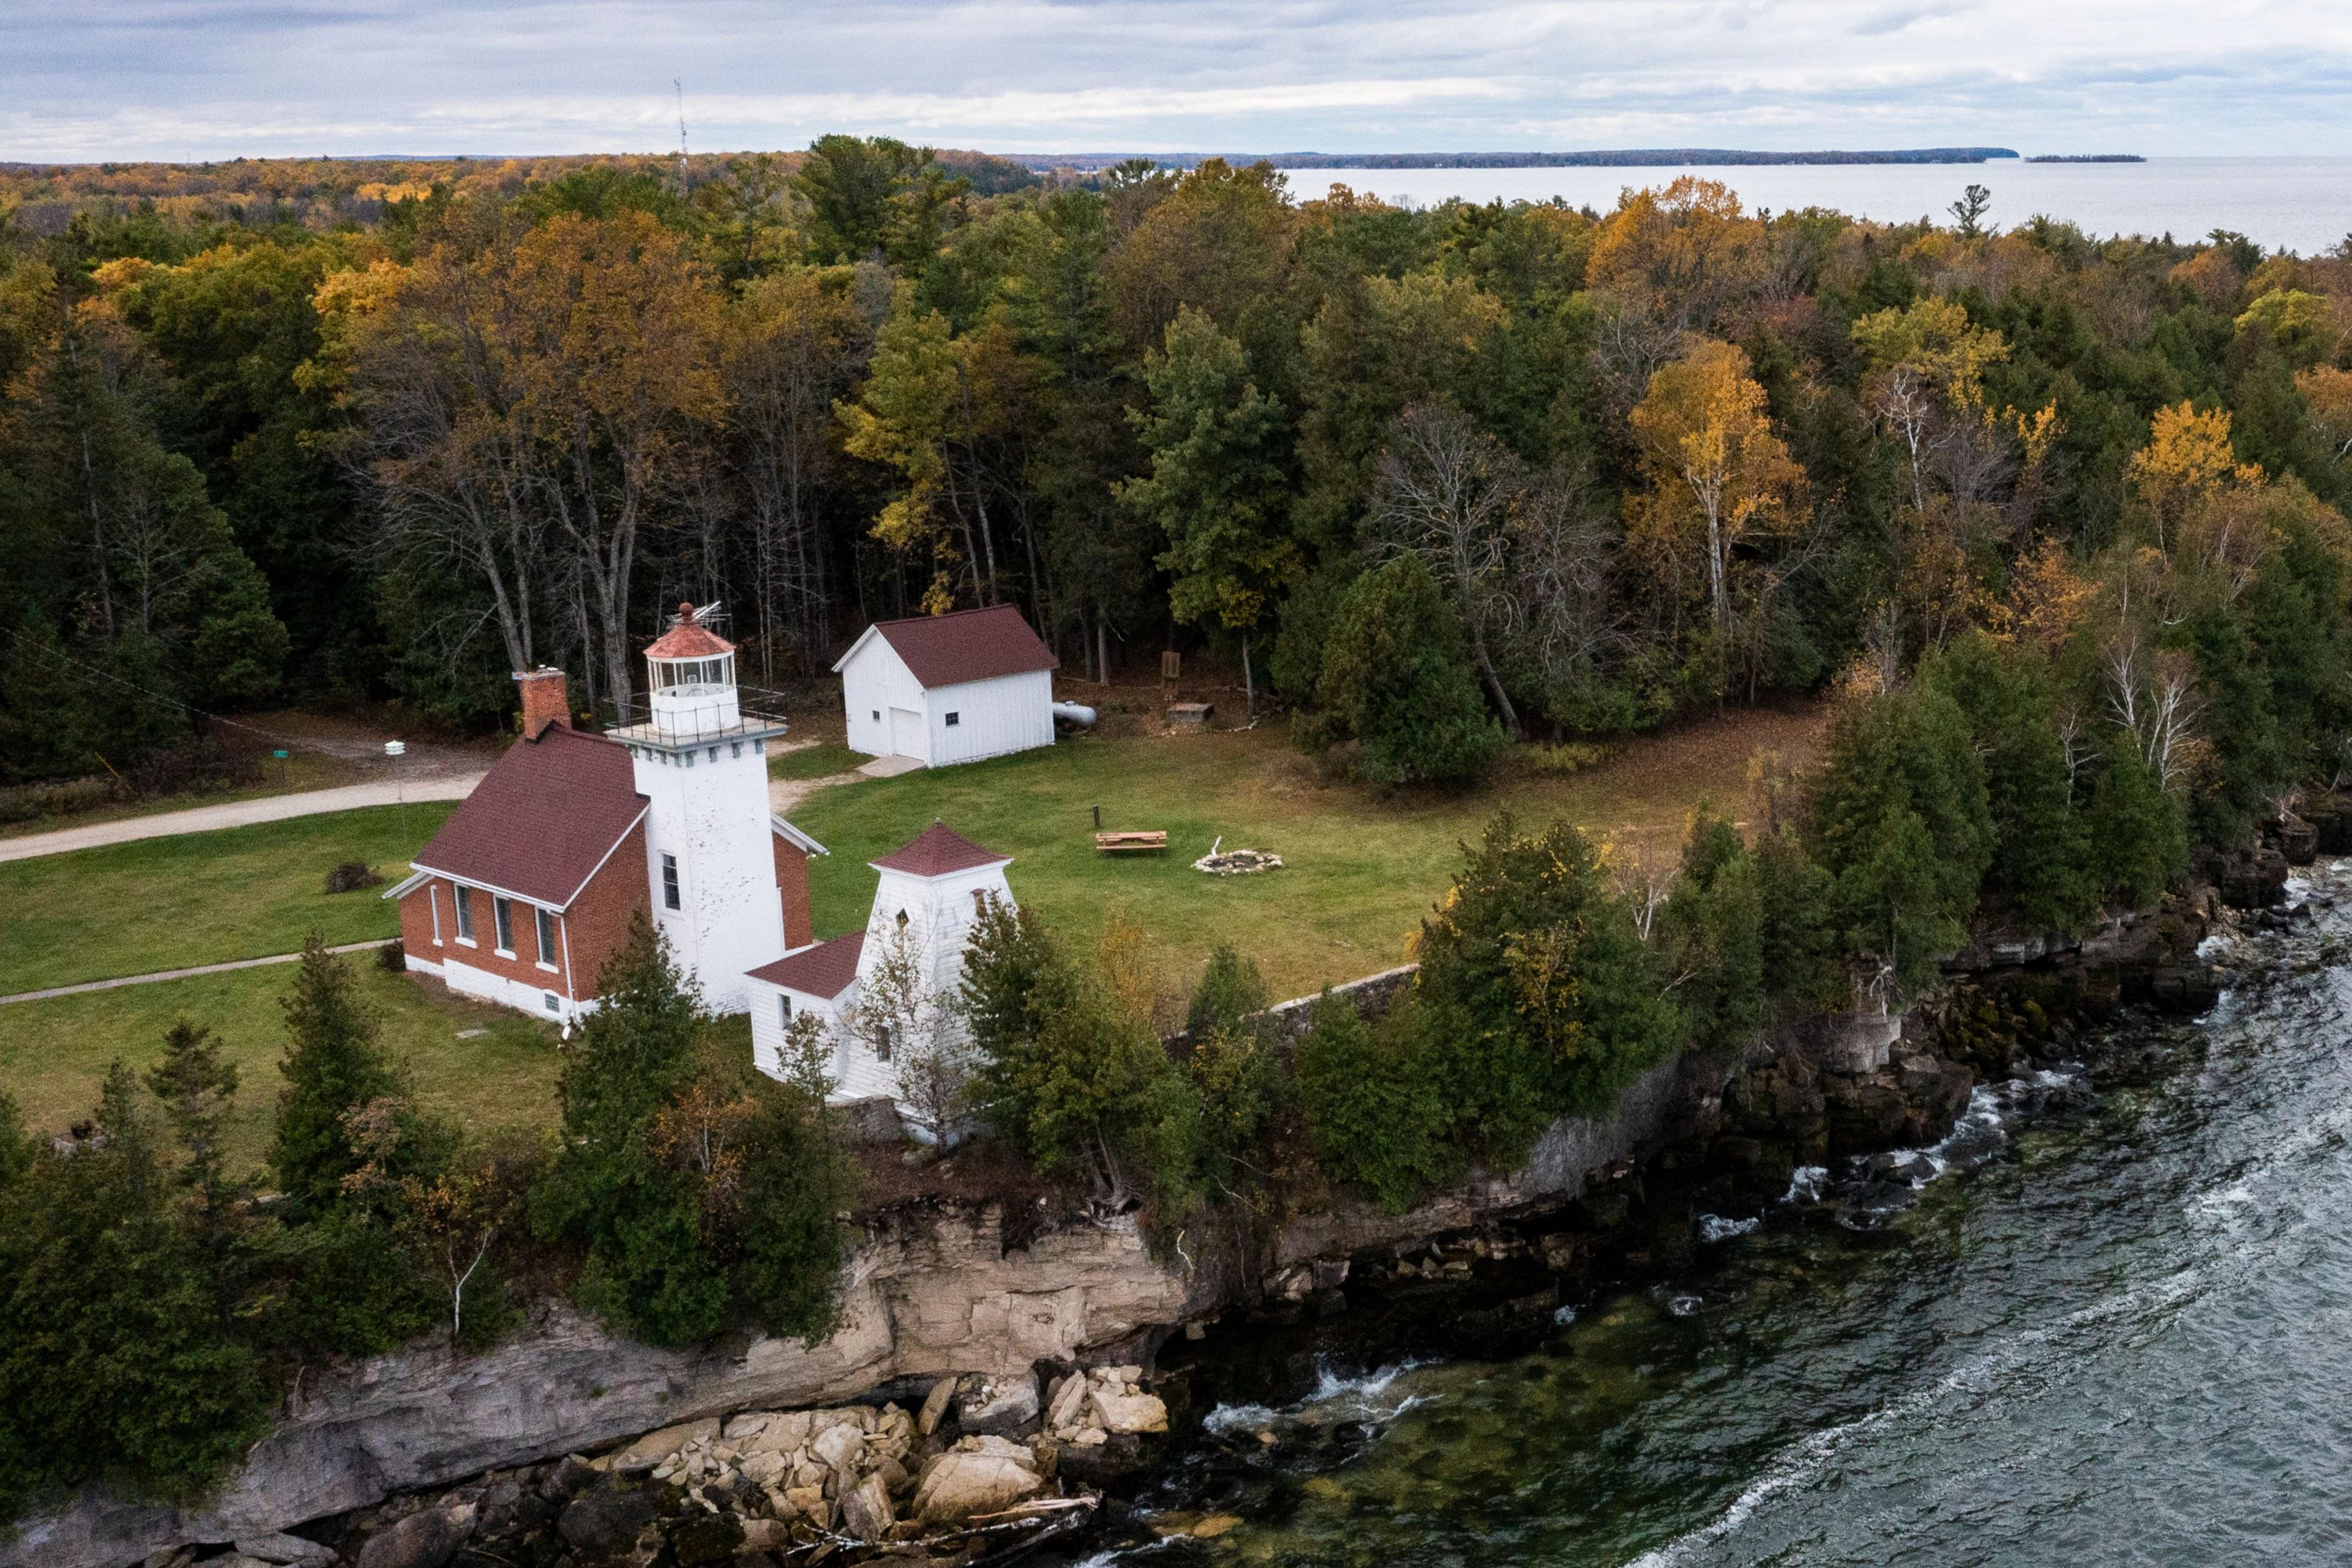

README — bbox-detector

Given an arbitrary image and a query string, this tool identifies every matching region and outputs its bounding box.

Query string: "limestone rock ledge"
[4,1203,1187,1568]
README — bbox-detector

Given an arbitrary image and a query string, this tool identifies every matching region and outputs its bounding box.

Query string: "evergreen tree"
[1921,632,2097,932]
[532,911,728,1345]
[1309,554,1505,786]
[1660,808,1767,1049]
[1186,944,1271,1038]
[145,1018,239,1226]
[1414,814,1682,1160]
[1809,685,1995,997]
[270,936,400,1212]
[0,1067,271,1516]
[1293,991,1459,1212]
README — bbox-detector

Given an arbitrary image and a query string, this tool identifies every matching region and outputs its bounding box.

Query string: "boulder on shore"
[910,1452,1045,1522]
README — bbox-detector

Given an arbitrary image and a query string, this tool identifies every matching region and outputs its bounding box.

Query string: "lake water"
[1275,158,2352,257]
[1095,866,2352,1565]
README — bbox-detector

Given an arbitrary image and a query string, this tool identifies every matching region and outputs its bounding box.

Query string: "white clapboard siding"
[837,638,1054,767]
[924,669,1055,765]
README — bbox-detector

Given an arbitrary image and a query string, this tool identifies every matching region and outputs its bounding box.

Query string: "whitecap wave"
[1697,1213,1759,1243]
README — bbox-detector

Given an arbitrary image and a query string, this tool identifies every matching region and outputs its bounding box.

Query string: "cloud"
[2,0,2351,159]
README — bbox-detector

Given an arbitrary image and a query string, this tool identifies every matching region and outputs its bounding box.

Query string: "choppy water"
[1275,157,2352,256]
[1105,866,2352,1566]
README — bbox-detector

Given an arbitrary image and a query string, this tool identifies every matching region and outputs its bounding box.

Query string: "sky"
[5,0,2352,164]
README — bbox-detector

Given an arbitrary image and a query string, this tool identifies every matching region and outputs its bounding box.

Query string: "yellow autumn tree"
[2127,401,2262,551]
[1626,337,1806,665]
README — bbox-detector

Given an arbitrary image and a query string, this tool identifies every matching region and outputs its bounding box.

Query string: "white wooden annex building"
[834,605,1057,768]
[745,821,1015,1128]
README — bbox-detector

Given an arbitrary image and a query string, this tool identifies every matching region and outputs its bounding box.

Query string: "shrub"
[377,938,407,974]
[1186,944,1271,1037]
[324,860,384,894]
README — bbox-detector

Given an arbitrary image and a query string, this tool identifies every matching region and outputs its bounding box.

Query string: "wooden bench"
[1095,830,1170,855]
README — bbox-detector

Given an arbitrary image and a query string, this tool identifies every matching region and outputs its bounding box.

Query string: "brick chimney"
[515,667,571,739]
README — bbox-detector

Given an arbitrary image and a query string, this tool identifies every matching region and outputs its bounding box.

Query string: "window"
[944,711,961,727]
[778,995,793,1028]
[662,854,681,910]
[871,709,880,722]
[493,895,515,954]
[454,885,475,943]
[876,1024,895,1064]
[895,908,909,930]
[972,889,987,918]
[536,906,558,965]
[543,992,560,1013]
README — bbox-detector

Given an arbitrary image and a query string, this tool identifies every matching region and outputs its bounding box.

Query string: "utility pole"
[675,79,690,187]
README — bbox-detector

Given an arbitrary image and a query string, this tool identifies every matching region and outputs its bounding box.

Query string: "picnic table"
[1094,830,1170,854]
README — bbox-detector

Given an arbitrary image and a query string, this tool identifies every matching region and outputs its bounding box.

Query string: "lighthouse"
[610,602,790,1014]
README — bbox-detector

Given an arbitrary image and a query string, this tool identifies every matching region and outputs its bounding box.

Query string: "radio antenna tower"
[674,79,690,186]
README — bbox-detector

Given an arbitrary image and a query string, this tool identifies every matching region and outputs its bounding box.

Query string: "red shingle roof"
[871,821,1010,878]
[413,725,647,908]
[646,602,735,660]
[854,605,1057,688]
[748,931,865,1000]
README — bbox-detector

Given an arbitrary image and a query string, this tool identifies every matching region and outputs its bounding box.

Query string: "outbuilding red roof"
[851,605,1057,689]
[747,931,865,1000]
[412,725,647,908]
[871,821,1010,878]
[645,602,735,660]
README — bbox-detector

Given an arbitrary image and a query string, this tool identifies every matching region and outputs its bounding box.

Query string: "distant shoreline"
[1016,147,2023,171]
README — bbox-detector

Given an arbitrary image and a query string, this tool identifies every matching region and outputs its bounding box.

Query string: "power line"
[2,626,358,762]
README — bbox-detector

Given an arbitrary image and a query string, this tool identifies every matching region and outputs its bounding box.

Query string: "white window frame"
[535,906,559,971]
[662,853,682,910]
[492,895,516,957]
[453,883,476,945]
[778,994,792,1029]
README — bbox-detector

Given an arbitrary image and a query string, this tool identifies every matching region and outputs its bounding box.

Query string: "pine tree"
[270,936,399,1212]
[146,1018,239,1227]
[1311,554,1505,786]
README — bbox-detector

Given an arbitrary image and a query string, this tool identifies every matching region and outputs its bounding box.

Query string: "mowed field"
[789,703,1824,1001]
[0,801,458,993]
[0,702,1821,1160]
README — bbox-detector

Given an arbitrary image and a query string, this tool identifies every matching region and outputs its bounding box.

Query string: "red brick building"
[386,622,826,1023]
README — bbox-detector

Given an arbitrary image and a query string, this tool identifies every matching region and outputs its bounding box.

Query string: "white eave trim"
[413,804,648,915]
[830,622,890,677]
[381,866,433,901]
[770,815,830,856]
[866,855,1013,877]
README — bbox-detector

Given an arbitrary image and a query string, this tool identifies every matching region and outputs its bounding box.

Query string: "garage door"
[890,707,924,759]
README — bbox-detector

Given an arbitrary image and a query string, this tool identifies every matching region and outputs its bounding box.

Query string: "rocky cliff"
[8,907,2220,1568]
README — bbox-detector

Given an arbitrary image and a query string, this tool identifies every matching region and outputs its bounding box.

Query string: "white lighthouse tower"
[609,602,788,1014]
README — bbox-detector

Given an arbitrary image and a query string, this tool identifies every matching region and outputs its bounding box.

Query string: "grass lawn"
[3,959,563,1170]
[0,802,458,993]
[769,742,864,781]
[790,704,1823,1002]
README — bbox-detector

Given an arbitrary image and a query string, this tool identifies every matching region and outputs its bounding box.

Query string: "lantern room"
[644,601,741,738]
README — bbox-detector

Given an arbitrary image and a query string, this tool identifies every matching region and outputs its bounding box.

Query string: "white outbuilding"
[746,820,1015,1121]
[834,605,1058,768]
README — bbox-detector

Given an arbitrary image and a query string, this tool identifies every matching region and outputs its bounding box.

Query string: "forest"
[6,139,2349,820]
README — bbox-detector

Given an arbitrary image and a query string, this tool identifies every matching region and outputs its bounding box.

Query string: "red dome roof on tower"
[645,601,735,659]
